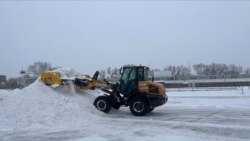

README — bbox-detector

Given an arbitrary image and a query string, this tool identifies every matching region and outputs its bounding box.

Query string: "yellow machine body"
[40,72,62,86]
[138,81,166,96]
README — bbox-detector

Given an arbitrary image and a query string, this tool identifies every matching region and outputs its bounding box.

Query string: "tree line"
[99,63,250,80]
[19,62,250,79]
[162,63,250,76]
[7,62,250,87]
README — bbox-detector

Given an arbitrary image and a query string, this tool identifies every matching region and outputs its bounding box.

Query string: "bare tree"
[228,64,243,75]
[99,70,106,80]
[193,63,244,76]
[164,65,177,76]
[193,63,205,75]
[245,68,250,75]
[111,68,119,78]
[27,61,52,77]
[176,65,191,76]
[164,65,190,76]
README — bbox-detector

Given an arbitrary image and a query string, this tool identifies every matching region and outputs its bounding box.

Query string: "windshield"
[144,68,149,80]
[138,67,149,81]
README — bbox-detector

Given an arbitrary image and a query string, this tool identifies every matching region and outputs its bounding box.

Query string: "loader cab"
[119,66,149,95]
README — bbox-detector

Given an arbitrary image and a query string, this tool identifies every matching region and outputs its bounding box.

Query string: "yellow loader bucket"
[40,70,107,91]
[40,72,62,86]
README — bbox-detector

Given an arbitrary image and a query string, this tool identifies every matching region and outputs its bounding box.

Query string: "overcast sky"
[0,1,250,77]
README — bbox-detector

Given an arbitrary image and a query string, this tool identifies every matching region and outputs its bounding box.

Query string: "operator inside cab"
[119,66,149,98]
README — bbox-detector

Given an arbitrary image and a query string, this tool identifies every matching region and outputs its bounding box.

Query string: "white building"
[154,71,172,80]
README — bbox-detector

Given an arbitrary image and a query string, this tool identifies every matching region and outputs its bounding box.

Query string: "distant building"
[154,71,173,80]
[0,75,7,89]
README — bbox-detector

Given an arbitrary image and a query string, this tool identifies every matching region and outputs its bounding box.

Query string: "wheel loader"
[40,65,168,116]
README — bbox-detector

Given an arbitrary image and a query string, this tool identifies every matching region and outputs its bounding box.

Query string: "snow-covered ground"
[1,77,250,140]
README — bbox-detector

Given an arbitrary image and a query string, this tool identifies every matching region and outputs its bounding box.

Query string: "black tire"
[94,96,112,113]
[112,102,121,110]
[90,86,96,90]
[148,107,154,113]
[129,96,150,116]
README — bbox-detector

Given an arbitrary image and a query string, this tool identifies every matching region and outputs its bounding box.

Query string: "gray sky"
[0,1,250,77]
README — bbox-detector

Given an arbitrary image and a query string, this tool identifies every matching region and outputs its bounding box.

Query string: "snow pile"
[0,70,103,130]
[52,68,87,80]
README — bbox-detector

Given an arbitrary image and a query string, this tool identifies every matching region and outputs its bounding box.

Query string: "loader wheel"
[148,107,154,113]
[90,86,96,90]
[129,96,149,116]
[94,96,112,113]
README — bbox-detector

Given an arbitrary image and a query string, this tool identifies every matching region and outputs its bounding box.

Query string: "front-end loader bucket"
[41,72,62,86]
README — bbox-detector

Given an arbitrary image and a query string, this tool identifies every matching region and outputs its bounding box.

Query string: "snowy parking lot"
[0,81,250,141]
